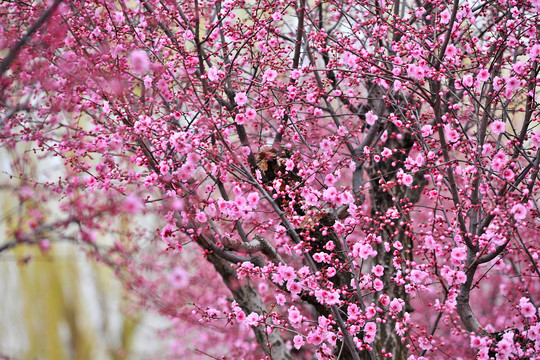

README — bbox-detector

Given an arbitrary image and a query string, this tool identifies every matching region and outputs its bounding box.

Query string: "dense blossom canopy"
[1,0,539,358]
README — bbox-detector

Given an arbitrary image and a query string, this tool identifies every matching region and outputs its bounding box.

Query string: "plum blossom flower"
[444,125,460,142]
[445,44,457,58]
[390,298,404,312]
[245,312,261,326]
[491,151,507,171]
[293,335,305,349]
[511,203,527,220]
[410,269,428,284]
[241,146,251,156]
[234,92,248,106]
[183,30,194,41]
[129,50,150,74]
[288,306,302,325]
[247,192,259,207]
[503,168,514,181]
[529,44,540,61]
[421,124,433,137]
[271,12,282,21]
[275,293,286,306]
[478,69,490,82]
[263,69,278,82]
[373,278,384,291]
[505,76,520,92]
[245,108,256,119]
[491,121,506,135]
[325,291,340,305]
[462,75,474,87]
[364,322,377,335]
[454,270,467,284]
[207,66,220,82]
[415,7,426,17]
[291,69,301,79]
[122,194,142,214]
[519,297,536,318]
[512,61,527,75]
[365,111,378,125]
[440,9,451,24]
[419,337,433,351]
[167,267,190,289]
[451,246,467,262]
[235,113,246,125]
[352,243,377,259]
[402,173,413,186]
[195,211,207,223]
[372,265,384,277]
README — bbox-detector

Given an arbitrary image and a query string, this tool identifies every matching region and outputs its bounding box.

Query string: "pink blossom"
[234,92,248,106]
[445,125,460,142]
[390,298,404,312]
[365,111,378,125]
[287,281,301,295]
[478,69,490,82]
[440,9,451,24]
[195,212,207,223]
[263,69,278,82]
[364,322,377,335]
[505,76,520,92]
[402,174,413,186]
[503,168,514,181]
[245,108,256,119]
[462,75,474,87]
[293,335,305,349]
[235,113,246,125]
[247,192,259,206]
[167,267,190,289]
[410,269,428,284]
[379,293,390,306]
[492,151,507,171]
[306,331,323,345]
[39,239,51,252]
[122,194,142,214]
[323,186,338,203]
[129,50,150,74]
[275,293,286,306]
[183,30,194,41]
[511,203,527,220]
[445,44,457,58]
[491,121,506,135]
[529,44,540,61]
[241,146,251,156]
[207,66,220,82]
[288,306,302,325]
[381,147,392,158]
[373,278,384,291]
[418,337,433,351]
[415,7,426,17]
[291,69,301,79]
[278,265,296,281]
[512,61,527,75]
[421,125,433,137]
[325,291,340,305]
[519,298,536,318]
[454,270,467,284]
[244,312,261,326]
[451,246,467,262]
[372,265,384,277]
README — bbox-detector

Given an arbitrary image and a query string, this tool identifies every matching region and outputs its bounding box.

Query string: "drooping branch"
[0,0,64,78]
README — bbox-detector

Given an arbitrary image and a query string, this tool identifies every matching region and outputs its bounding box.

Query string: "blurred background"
[0,145,168,360]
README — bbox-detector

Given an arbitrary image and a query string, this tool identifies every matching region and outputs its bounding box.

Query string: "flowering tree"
[1,0,539,358]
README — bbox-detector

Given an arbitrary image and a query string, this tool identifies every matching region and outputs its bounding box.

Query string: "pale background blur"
[0,145,169,360]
